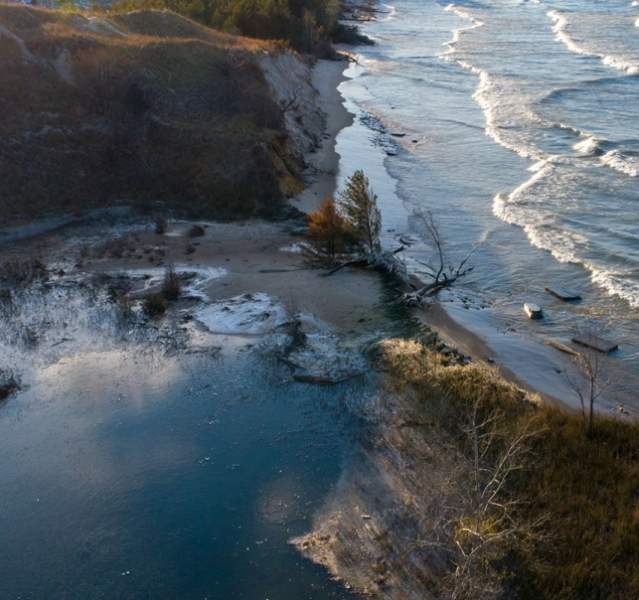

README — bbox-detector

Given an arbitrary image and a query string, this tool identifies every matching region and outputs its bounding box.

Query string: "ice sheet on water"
[195,293,290,335]
[112,265,227,300]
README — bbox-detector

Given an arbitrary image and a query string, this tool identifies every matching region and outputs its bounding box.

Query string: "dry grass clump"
[161,264,181,301]
[379,337,639,599]
[142,291,167,317]
[143,264,181,317]
[188,224,205,237]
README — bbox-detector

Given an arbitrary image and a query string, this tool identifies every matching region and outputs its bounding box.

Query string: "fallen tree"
[401,210,475,305]
[304,173,474,303]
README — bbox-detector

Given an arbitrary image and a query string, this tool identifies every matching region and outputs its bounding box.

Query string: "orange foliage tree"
[305,197,352,265]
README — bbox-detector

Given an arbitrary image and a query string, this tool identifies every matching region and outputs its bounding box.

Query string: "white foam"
[439,4,484,59]
[590,267,639,308]
[548,9,639,75]
[601,149,639,177]
[494,165,639,307]
[439,6,543,161]
[380,3,397,21]
[573,136,602,156]
[195,293,289,335]
[492,159,588,265]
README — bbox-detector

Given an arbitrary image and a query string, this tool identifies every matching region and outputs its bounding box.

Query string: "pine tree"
[339,170,381,255]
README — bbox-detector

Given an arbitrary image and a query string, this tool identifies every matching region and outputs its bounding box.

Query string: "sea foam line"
[380,3,397,22]
[493,165,639,308]
[440,4,639,307]
[440,5,542,160]
[548,9,639,75]
[439,4,484,59]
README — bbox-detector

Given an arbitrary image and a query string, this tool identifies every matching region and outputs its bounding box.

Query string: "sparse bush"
[161,264,181,301]
[143,292,168,317]
[154,216,168,235]
[188,224,205,238]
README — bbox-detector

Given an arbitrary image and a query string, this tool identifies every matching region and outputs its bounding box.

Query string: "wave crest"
[548,9,639,76]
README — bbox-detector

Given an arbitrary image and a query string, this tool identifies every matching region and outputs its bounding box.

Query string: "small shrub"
[154,216,168,235]
[143,292,167,317]
[188,224,206,238]
[161,265,181,301]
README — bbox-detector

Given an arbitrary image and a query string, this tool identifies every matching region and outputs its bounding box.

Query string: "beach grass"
[381,338,639,599]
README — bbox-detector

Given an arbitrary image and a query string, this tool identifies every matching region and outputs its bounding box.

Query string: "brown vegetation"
[380,338,639,599]
[0,5,305,224]
[304,197,353,265]
[111,0,341,54]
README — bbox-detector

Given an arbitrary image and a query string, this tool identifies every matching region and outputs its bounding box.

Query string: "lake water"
[0,281,366,599]
[336,0,639,388]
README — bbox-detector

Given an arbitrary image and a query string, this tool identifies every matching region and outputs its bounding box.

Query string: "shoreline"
[324,10,639,418]
[1,40,633,418]
[304,46,579,407]
[292,56,355,214]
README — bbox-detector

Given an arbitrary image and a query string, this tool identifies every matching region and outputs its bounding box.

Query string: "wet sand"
[293,57,354,214]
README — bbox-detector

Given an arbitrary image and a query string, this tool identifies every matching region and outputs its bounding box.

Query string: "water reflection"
[1,293,364,598]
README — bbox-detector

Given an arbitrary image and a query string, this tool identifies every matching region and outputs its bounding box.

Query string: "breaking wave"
[548,9,639,75]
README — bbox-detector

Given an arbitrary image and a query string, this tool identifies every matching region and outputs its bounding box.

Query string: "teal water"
[0,319,366,598]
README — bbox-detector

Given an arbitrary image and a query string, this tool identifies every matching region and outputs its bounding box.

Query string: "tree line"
[111,0,341,54]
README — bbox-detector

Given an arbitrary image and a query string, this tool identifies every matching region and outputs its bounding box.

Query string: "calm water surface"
[0,312,366,598]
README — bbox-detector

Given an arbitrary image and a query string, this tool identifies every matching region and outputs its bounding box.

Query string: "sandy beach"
[301,54,638,419]
[293,57,354,214]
